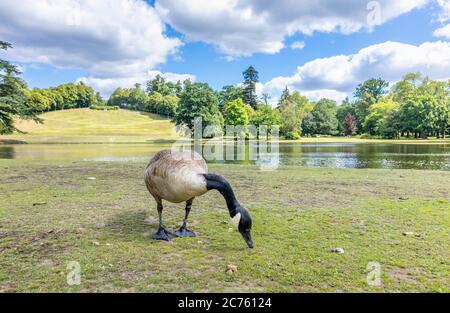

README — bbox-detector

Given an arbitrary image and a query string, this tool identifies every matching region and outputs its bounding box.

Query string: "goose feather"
[144,149,208,203]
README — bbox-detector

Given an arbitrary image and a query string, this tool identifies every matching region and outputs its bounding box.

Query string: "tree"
[146,92,163,113]
[24,89,51,112]
[261,93,271,105]
[108,87,126,107]
[223,98,249,127]
[354,78,389,100]
[166,81,183,97]
[250,104,282,137]
[244,103,255,122]
[419,79,450,138]
[337,98,356,135]
[277,89,309,139]
[95,92,104,105]
[416,93,449,139]
[47,87,63,110]
[160,94,179,117]
[343,113,358,136]
[354,78,389,132]
[218,85,244,112]
[302,99,338,135]
[279,102,301,139]
[173,82,223,136]
[74,82,97,108]
[0,41,41,134]
[363,98,397,136]
[392,74,450,138]
[315,98,338,135]
[146,74,170,96]
[288,91,309,109]
[398,95,421,138]
[127,84,148,111]
[379,108,402,139]
[242,66,259,109]
[277,86,290,108]
[392,73,422,104]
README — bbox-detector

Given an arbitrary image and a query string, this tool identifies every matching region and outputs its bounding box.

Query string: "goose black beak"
[241,231,254,249]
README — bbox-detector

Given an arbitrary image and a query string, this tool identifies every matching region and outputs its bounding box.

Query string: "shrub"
[90,105,119,111]
[285,131,301,140]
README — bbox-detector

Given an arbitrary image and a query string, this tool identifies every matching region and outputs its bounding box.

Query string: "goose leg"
[173,199,196,237]
[152,201,175,241]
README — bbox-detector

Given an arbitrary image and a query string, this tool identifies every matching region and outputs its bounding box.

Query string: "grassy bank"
[1,108,179,144]
[0,160,448,292]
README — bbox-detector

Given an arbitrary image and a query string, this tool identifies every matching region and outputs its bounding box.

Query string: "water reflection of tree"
[276,143,450,170]
[0,146,16,159]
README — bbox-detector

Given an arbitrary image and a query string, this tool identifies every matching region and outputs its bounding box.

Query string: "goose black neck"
[203,173,240,217]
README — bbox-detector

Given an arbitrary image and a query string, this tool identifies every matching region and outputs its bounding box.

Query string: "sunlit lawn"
[1,160,448,292]
[2,108,179,144]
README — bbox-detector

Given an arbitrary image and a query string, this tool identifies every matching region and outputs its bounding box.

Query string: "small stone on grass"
[331,247,345,254]
[402,231,421,237]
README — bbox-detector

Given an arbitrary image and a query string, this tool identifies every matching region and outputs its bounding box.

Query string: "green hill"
[3,108,180,143]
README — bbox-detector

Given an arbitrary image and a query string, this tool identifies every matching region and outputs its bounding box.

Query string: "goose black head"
[231,206,253,249]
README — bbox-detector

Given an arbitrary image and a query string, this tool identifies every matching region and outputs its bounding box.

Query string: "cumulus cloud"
[433,0,450,38]
[261,41,450,103]
[437,0,450,22]
[156,0,428,57]
[0,0,191,96]
[290,41,305,50]
[434,24,450,38]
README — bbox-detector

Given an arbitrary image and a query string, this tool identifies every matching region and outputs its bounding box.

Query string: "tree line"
[1,40,449,138]
[108,67,449,139]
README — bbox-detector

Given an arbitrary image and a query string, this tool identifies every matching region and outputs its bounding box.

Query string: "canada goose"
[144,149,254,248]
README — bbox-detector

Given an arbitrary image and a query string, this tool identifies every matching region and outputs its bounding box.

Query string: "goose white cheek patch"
[230,213,241,230]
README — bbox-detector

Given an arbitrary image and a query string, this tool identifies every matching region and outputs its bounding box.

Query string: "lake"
[1,142,449,170]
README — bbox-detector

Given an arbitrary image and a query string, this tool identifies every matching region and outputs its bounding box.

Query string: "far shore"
[1,135,449,145]
[1,108,448,145]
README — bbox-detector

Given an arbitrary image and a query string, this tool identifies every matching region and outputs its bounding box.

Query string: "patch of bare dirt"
[386,266,421,284]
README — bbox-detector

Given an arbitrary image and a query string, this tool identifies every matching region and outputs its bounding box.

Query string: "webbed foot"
[152,227,176,241]
[173,226,196,238]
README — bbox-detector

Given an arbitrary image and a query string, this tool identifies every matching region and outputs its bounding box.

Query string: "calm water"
[0,142,449,170]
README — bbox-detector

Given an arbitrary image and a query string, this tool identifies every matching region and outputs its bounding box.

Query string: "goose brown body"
[144,149,208,203]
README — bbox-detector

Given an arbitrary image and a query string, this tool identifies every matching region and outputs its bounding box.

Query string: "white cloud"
[0,0,192,96]
[290,41,305,50]
[261,40,450,103]
[437,0,450,22]
[434,24,450,38]
[302,90,348,103]
[156,0,428,57]
[433,0,450,38]
[78,71,196,97]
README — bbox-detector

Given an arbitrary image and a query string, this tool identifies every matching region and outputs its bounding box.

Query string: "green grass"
[1,108,179,143]
[0,160,448,292]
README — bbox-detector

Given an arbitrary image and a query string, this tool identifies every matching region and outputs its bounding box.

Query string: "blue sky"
[1,0,449,103]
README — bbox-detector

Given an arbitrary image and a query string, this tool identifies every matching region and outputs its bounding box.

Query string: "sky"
[1,0,450,105]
